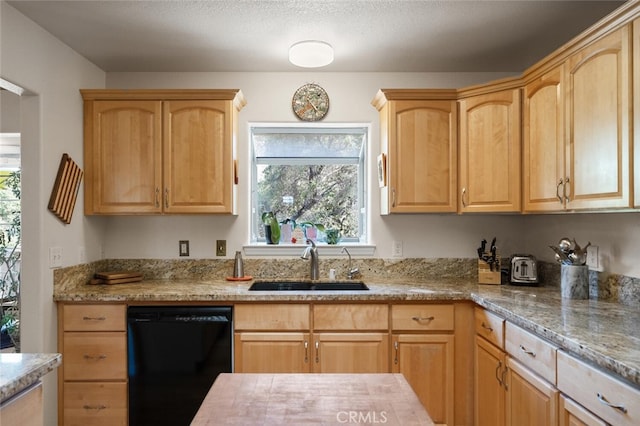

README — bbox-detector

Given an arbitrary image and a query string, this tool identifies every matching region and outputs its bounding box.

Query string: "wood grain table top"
[191,373,434,425]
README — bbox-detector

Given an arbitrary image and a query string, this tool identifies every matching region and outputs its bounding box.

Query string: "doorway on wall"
[0,79,24,353]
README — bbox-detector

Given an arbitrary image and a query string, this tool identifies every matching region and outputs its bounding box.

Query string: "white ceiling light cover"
[289,40,334,68]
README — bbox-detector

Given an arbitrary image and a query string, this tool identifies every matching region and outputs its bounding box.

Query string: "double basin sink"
[249,280,369,291]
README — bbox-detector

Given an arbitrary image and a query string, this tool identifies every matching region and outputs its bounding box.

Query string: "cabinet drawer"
[63,332,127,380]
[474,307,504,348]
[505,322,557,384]
[557,350,640,426]
[313,304,388,330]
[63,304,126,331]
[560,394,607,426]
[391,304,454,331]
[64,382,127,426]
[235,304,310,330]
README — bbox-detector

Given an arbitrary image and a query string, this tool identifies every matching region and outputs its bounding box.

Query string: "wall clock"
[292,83,329,121]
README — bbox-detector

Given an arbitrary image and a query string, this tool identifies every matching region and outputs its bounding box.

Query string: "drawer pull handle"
[304,341,308,363]
[597,393,627,413]
[83,404,107,411]
[495,361,503,385]
[82,316,106,321]
[394,341,399,365]
[502,367,509,390]
[519,345,536,357]
[315,341,319,363]
[481,321,493,332]
[83,354,107,360]
[412,316,435,322]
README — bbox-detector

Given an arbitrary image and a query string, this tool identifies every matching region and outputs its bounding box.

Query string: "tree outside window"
[252,126,367,244]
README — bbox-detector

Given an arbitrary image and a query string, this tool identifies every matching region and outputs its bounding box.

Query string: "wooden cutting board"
[95,271,142,280]
[89,271,143,285]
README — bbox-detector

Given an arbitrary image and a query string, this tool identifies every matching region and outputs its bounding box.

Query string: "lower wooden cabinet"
[234,332,311,373]
[559,394,607,426]
[58,303,127,426]
[0,382,43,426]
[475,335,506,426]
[506,357,559,426]
[314,332,389,373]
[63,382,127,426]
[393,333,454,425]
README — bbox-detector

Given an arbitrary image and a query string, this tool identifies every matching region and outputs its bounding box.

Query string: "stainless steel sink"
[248,280,369,291]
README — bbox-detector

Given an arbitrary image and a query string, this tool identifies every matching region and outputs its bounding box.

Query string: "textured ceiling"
[7,0,625,72]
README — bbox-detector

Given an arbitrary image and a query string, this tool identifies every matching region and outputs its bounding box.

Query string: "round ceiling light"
[289,40,334,68]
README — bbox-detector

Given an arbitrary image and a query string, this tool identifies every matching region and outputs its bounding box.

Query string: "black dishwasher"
[127,306,233,426]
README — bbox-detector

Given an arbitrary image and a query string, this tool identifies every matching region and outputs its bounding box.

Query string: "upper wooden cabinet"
[523,66,566,212]
[82,89,245,215]
[372,90,458,214]
[459,88,521,213]
[564,25,632,210]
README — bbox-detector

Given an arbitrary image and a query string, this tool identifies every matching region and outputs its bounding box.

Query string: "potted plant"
[261,212,281,244]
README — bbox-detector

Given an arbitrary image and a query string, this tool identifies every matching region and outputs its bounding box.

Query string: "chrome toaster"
[510,255,539,285]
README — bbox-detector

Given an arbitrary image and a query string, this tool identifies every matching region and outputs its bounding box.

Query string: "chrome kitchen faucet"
[301,239,319,280]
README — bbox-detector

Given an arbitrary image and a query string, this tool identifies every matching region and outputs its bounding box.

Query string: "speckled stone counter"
[0,352,61,402]
[53,275,640,390]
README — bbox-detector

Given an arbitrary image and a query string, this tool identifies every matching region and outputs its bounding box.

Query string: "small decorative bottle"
[233,251,244,278]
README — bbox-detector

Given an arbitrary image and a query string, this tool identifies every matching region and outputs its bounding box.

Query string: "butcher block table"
[191,373,434,425]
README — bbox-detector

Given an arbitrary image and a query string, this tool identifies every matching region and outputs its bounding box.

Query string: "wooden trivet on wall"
[48,153,83,224]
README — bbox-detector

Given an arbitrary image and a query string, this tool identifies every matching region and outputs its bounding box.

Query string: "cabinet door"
[559,395,607,426]
[314,333,389,373]
[163,100,233,213]
[387,100,457,213]
[234,332,311,373]
[63,382,127,426]
[506,357,559,426]
[392,334,454,426]
[523,66,566,212]
[459,89,521,212]
[475,336,506,426]
[565,26,631,210]
[84,100,162,214]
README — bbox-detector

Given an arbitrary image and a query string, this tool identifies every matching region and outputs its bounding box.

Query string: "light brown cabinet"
[634,18,640,208]
[234,304,311,373]
[559,395,607,426]
[372,90,458,213]
[391,304,455,426]
[0,383,43,426]
[458,88,521,213]
[564,25,632,210]
[474,308,506,426]
[82,90,245,215]
[506,357,559,426]
[557,350,640,426]
[58,303,127,426]
[523,65,566,212]
[313,304,389,373]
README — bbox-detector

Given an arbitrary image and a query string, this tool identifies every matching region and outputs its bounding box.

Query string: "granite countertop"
[0,352,62,402]
[53,277,640,389]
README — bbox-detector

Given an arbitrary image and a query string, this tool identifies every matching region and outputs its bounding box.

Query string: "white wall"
[1,2,106,424]
[103,72,640,278]
[104,72,527,260]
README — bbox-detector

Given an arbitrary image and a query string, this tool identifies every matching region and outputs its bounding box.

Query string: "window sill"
[243,244,376,257]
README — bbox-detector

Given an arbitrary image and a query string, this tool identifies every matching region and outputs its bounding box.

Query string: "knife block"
[478,256,501,285]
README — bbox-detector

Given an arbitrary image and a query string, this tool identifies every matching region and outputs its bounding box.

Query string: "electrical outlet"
[586,245,602,271]
[392,240,403,258]
[49,246,63,268]
[216,240,226,257]
[179,240,190,257]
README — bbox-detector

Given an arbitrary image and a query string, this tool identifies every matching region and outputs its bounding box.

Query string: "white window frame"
[244,123,375,257]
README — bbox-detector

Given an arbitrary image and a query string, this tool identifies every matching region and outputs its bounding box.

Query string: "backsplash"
[53,257,640,305]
